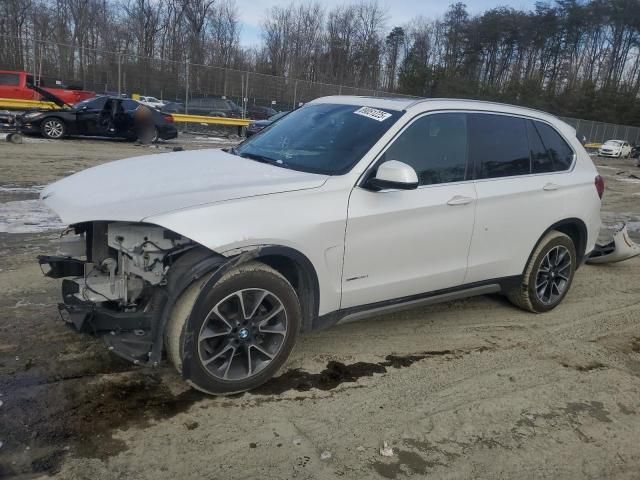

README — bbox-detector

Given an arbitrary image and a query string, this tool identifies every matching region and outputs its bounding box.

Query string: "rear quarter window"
[534,122,574,171]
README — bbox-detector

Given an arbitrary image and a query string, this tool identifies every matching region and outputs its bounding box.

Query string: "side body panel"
[342,183,476,308]
[146,179,351,316]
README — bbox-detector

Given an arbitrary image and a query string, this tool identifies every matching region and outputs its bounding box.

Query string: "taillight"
[595,175,604,199]
[163,114,174,123]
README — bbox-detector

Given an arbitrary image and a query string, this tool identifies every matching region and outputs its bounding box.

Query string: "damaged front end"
[587,223,640,264]
[39,221,225,365]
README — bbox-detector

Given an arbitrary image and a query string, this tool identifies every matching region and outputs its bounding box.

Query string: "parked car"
[138,95,165,110]
[186,97,241,117]
[0,70,95,104]
[598,139,632,158]
[246,111,289,137]
[18,93,177,141]
[246,105,277,120]
[39,96,602,395]
[629,144,639,159]
[161,101,185,114]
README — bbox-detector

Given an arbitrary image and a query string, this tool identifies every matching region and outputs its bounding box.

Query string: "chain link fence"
[558,117,640,145]
[1,35,639,142]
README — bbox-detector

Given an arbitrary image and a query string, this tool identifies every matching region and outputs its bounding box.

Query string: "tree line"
[1,0,639,126]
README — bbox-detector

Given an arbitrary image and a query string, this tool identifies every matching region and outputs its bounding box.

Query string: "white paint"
[41,148,329,225]
[41,96,602,317]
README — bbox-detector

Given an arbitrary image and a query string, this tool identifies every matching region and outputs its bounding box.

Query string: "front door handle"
[447,195,474,206]
[543,183,561,191]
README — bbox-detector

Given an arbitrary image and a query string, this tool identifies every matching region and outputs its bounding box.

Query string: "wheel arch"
[526,218,588,272]
[247,245,320,333]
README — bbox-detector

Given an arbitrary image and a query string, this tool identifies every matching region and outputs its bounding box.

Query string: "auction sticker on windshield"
[354,106,392,122]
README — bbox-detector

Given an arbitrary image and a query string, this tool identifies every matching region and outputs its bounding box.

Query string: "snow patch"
[0,185,44,194]
[616,178,640,184]
[0,199,64,233]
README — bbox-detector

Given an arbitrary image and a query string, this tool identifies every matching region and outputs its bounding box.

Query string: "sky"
[238,0,539,47]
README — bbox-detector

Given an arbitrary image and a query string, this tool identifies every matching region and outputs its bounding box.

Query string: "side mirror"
[366,160,419,191]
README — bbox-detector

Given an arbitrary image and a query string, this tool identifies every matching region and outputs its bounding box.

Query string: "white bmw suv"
[39,96,603,394]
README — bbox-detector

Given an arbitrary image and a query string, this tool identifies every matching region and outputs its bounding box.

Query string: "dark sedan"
[246,105,277,120]
[246,111,289,137]
[18,95,177,141]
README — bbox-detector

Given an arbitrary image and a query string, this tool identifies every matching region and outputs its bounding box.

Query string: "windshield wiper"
[239,152,287,168]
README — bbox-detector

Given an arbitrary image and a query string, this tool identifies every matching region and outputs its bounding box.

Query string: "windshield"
[605,140,623,146]
[235,103,402,175]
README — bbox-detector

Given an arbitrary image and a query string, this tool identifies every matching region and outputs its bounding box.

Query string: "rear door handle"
[447,195,474,206]
[543,183,561,191]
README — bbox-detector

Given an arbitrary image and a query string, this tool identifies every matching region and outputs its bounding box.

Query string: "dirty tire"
[165,261,301,395]
[507,230,576,313]
[40,118,66,139]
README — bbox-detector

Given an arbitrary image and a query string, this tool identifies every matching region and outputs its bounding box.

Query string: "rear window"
[534,122,574,171]
[469,113,530,179]
[0,73,20,86]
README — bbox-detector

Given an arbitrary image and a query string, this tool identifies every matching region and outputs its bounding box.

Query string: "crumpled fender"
[587,223,640,264]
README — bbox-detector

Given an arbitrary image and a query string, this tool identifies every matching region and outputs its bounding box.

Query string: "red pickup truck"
[0,70,95,105]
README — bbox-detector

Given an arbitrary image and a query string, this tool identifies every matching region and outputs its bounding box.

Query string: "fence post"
[293,80,298,110]
[117,54,122,96]
[32,35,37,83]
[185,59,190,114]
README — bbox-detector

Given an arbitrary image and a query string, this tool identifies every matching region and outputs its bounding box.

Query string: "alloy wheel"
[197,288,287,381]
[535,245,571,305]
[43,119,64,138]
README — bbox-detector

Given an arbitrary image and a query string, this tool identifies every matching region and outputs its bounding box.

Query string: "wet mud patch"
[0,370,205,477]
[0,347,489,476]
[372,449,444,479]
[254,348,483,395]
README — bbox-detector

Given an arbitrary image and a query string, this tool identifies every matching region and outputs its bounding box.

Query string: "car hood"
[41,149,329,225]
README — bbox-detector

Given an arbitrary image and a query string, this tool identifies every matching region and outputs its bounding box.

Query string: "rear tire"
[506,231,576,313]
[166,261,301,395]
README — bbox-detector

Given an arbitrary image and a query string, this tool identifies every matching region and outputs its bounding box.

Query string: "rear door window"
[534,121,574,171]
[122,99,139,111]
[381,113,468,185]
[0,73,20,86]
[469,113,530,179]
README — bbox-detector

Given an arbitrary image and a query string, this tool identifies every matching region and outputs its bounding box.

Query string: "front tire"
[41,118,66,139]
[166,261,301,395]
[507,231,576,313]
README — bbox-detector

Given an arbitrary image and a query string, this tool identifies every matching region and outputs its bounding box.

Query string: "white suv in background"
[40,96,603,394]
[598,139,632,158]
[138,95,165,110]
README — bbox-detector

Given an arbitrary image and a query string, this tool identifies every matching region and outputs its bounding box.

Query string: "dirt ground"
[0,136,639,479]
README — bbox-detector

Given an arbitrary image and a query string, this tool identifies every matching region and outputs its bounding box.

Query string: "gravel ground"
[0,136,639,479]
